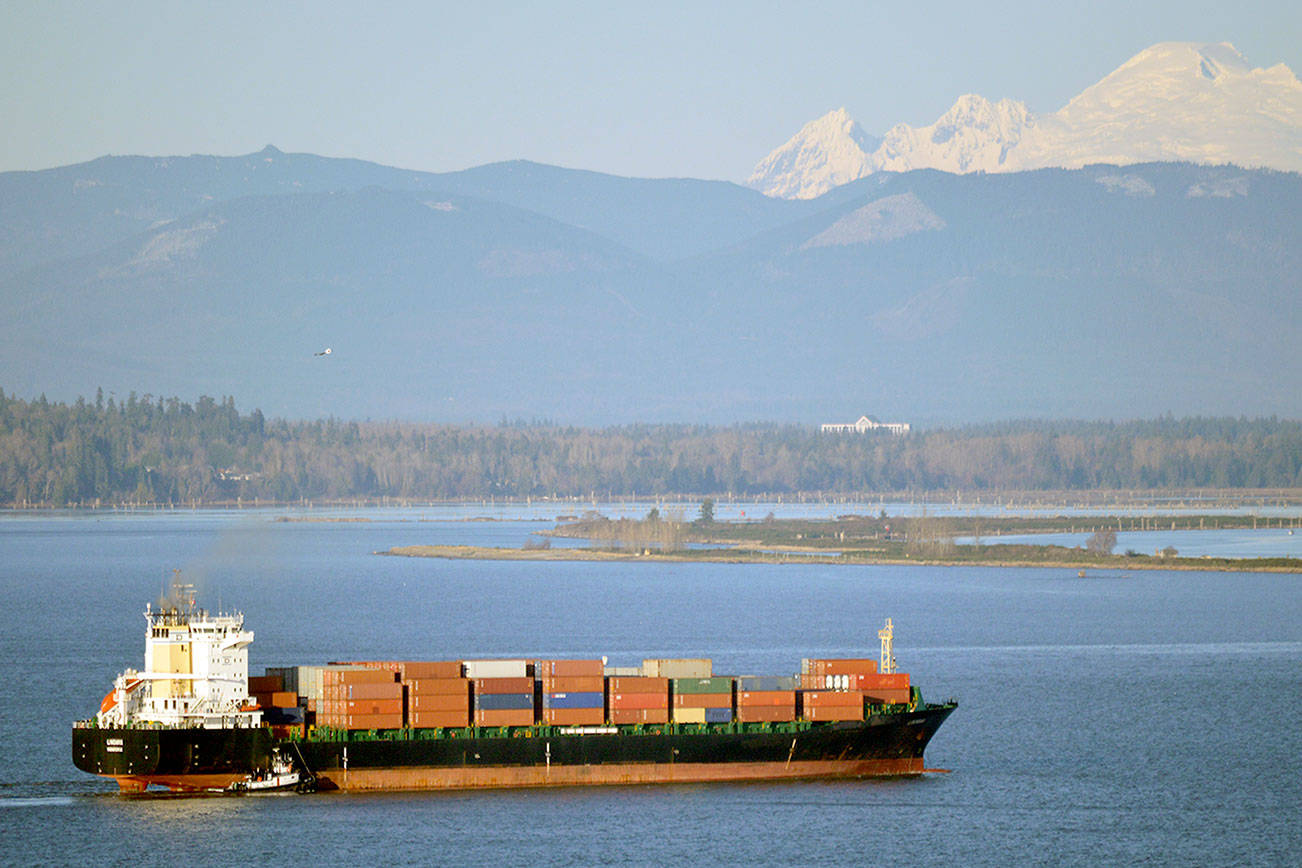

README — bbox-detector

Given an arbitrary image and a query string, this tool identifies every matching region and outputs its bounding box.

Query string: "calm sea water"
[1,509,1298,866]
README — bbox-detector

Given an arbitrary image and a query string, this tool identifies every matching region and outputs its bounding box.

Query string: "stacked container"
[606,676,669,725]
[473,676,535,727]
[643,658,711,678]
[672,676,734,724]
[801,658,910,705]
[318,668,403,730]
[407,673,472,729]
[537,659,604,726]
[735,675,798,723]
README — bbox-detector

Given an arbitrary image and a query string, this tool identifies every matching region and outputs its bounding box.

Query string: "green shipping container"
[672,677,735,695]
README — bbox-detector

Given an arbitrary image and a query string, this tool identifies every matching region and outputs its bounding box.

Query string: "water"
[1,510,1299,865]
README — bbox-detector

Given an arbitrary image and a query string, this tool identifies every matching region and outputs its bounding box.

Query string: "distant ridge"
[749,42,1302,198]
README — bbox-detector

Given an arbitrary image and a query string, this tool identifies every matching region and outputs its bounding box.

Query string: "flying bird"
[315,348,332,357]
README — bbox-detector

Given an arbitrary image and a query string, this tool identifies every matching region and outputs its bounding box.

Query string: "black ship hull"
[74,703,955,793]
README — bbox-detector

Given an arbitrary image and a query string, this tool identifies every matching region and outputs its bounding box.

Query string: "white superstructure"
[96,578,262,729]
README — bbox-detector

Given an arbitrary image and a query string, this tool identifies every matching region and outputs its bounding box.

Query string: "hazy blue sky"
[3,1,1299,181]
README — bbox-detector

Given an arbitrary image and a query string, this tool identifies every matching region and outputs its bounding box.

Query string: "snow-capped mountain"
[749,42,1302,198]
[745,108,880,200]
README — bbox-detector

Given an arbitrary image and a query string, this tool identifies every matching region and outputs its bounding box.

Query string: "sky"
[3,0,1300,182]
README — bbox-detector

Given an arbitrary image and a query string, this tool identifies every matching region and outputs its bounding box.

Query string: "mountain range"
[748,42,1302,199]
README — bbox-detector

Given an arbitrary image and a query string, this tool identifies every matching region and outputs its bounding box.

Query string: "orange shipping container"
[609,692,669,710]
[804,705,864,722]
[801,690,866,707]
[611,708,669,725]
[337,682,402,701]
[474,677,535,695]
[543,708,605,726]
[540,675,605,693]
[400,661,463,680]
[318,712,403,730]
[607,676,669,693]
[406,678,471,696]
[346,698,403,715]
[323,668,397,686]
[536,659,604,678]
[863,687,913,705]
[409,692,472,712]
[474,708,534,727]
[737,690,797,707]
[674,692,732,709]
[410,710,471,729]
[736,705,797,723]
[268,691,297,708]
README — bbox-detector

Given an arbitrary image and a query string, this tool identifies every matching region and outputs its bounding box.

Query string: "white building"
[820,415,910,435]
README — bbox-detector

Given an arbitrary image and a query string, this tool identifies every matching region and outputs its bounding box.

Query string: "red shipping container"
[801,690,865,707]
[406,678,471,696]
[536,659,604,677]
[674,692,732,709]
[805,658,878,676]
[609,692,669,710]
[862,687,913,705]
[736,705,797,723]
[346,698,403,715]
[543,708,605,726]
[409,693,471,712]
[475,708,534,727]
[474,677,535,695]
[610,708,669,725]
[737,690,797,707]
[804,705,865,722]
[248,675,284,693]
[540,675,605,692]
[410,710,471,729]
[400,661,463,680]
[607,676,669,693]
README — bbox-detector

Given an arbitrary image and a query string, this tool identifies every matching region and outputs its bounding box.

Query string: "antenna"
[878,618,896,674]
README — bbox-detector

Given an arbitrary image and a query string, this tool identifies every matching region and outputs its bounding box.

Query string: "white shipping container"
[643,658,712,679]
[462,659,529,679]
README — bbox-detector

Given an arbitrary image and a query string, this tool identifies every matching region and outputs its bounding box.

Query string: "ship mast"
[878,618,896,674]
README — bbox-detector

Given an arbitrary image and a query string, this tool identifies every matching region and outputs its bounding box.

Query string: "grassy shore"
[380,544,1300,573]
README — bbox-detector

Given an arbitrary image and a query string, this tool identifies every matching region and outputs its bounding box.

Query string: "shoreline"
[380,545,1301,573]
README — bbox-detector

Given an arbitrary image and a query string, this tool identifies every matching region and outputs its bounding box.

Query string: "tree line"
[0,388,1299,506]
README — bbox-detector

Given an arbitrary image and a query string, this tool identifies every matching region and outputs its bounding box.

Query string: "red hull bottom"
[110,773,247,793]
[316,758,927,792]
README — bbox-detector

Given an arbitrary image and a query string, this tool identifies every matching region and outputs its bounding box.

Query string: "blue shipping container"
[475,693,534,710]
[704,708,733,723]
[545,691,604,709]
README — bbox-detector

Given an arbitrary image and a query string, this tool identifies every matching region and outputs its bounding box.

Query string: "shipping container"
[474,708,534,727]
[405,677,471,696]
[735,705,797,723]
[248,675,284,694]
[610,707,669,725]
[803,705,865,722]
[607,676,669,693]
[862,687,913,705]
[671,677,734,695]
[399,661,463,680]
[473,676,535,695]
[343,698,403,716]
[799,672,910,691]
[737,690,797,707]
[603,666,642,677]
[535,659,604,678]
[318,712,404,730]
[673,692,733,709]
[408,692,472,712]
[736,675,798,692]
[264,667,297,694]
[331,660,402,673]
[463,660,530,679]
[643,658,712,679]
[801,658,878,676]
[801,690,866,707]
[543,691,603,709]
[343,682,403,701]
[263,706,306,725]
[540,675,604,692]
[474,693,534,711]
[543,708,605,726]
[608,692,670,710]
[704,708,733,724]
[671,707,707,724]
[409,710,472,729]
[323,668,398,686]
[268,690,297,708]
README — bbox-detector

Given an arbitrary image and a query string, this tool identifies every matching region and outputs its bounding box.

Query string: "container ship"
[73,584,956,794]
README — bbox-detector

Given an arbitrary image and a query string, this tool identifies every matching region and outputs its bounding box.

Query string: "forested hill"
[0,389,1298,506]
